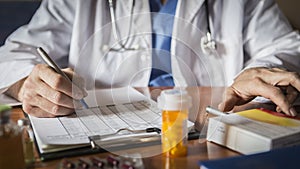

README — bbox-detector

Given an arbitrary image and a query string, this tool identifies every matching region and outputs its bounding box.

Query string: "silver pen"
[206,106,229,116]
[36,47,89,109]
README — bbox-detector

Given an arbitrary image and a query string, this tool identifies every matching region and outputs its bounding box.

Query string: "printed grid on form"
[55,101,162,141]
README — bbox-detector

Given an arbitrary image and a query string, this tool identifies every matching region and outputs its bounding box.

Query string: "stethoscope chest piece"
[201,32,217,55]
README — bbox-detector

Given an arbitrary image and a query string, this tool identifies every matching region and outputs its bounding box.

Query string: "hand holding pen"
[37,47,89,109]
[6,47,88,118]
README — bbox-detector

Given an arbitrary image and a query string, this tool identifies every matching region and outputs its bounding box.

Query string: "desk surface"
[11,86,290,169]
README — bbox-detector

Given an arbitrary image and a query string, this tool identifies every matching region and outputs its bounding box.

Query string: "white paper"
[83,86,151,107]
[29,87,184,153]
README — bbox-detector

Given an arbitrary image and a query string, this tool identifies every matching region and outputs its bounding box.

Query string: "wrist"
[5,78,26,101]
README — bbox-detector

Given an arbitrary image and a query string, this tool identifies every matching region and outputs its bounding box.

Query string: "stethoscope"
[201,0,217,54]
[107,0,137,51]
[107,0,217,54]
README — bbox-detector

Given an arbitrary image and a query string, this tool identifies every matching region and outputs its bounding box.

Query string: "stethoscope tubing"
[108,0,136,51]
[107,0,216,52]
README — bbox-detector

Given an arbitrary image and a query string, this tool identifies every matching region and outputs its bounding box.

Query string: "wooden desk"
[11,86,277,169]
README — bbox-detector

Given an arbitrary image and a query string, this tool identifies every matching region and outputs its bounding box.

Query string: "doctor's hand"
[218,67,300,116]
[5,64,87,117]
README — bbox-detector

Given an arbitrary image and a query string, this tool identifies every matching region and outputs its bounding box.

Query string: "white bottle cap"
[157,89,192,111]
[17,118,30,127]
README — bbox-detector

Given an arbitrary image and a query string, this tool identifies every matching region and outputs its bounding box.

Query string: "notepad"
[206,108,300,154]
[29,87,194,160]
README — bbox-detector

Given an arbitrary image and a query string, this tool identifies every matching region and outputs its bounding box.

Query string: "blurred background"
[276,0,300,30]
[0,0,41,45]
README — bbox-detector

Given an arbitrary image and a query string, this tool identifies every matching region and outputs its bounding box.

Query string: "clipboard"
[36,128,200,161]
[28,87,199,161]
[35,135,159,161]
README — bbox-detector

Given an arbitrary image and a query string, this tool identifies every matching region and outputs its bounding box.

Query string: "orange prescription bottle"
[157,89,192,157]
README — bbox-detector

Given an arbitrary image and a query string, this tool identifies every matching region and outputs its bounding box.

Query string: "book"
[29,87,194,160]
[199,145,300,169]
[206,108,300,155]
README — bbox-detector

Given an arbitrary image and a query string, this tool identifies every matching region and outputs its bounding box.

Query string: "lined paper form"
[29,87,185,154]
[30,101,162,149]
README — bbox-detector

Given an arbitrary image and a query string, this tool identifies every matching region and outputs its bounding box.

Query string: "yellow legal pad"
[237,109,300,127]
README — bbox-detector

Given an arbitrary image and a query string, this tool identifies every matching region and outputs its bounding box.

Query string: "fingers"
[218,88,247,112]
[218,92,236,112]
[286,86,299,106]
[22,104,73,118]
[221,67,300,116]
[63,68,87,96]
[219,79,258,112]
[35,64,86,100]
[36,81,80,109]
[20,64,87,117]
[22,86,74,117]
[276,86,299,114]
[248,67,300,92]
[21,76,74,116]
[249,68,300,116]
[22,104,56,118]
[253,81,294,116]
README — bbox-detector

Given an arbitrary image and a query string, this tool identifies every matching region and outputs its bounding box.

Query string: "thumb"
[218,89,241,112]
[63,68,88,97]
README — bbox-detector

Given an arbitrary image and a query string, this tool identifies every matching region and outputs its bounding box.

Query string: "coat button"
[101,45,109,52]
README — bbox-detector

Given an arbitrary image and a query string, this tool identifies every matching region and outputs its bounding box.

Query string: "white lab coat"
[0,0,300,92]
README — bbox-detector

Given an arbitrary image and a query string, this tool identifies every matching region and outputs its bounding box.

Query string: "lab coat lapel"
[128,0,152,49]
[171,0,205,87]
[177,0,205,22]
[114,0,152,49]
[114,0,151,86]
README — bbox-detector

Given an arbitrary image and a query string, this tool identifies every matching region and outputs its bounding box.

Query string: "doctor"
[0,0,300,117]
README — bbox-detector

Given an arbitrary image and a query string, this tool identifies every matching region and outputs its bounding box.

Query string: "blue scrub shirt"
[148,0,178,86]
